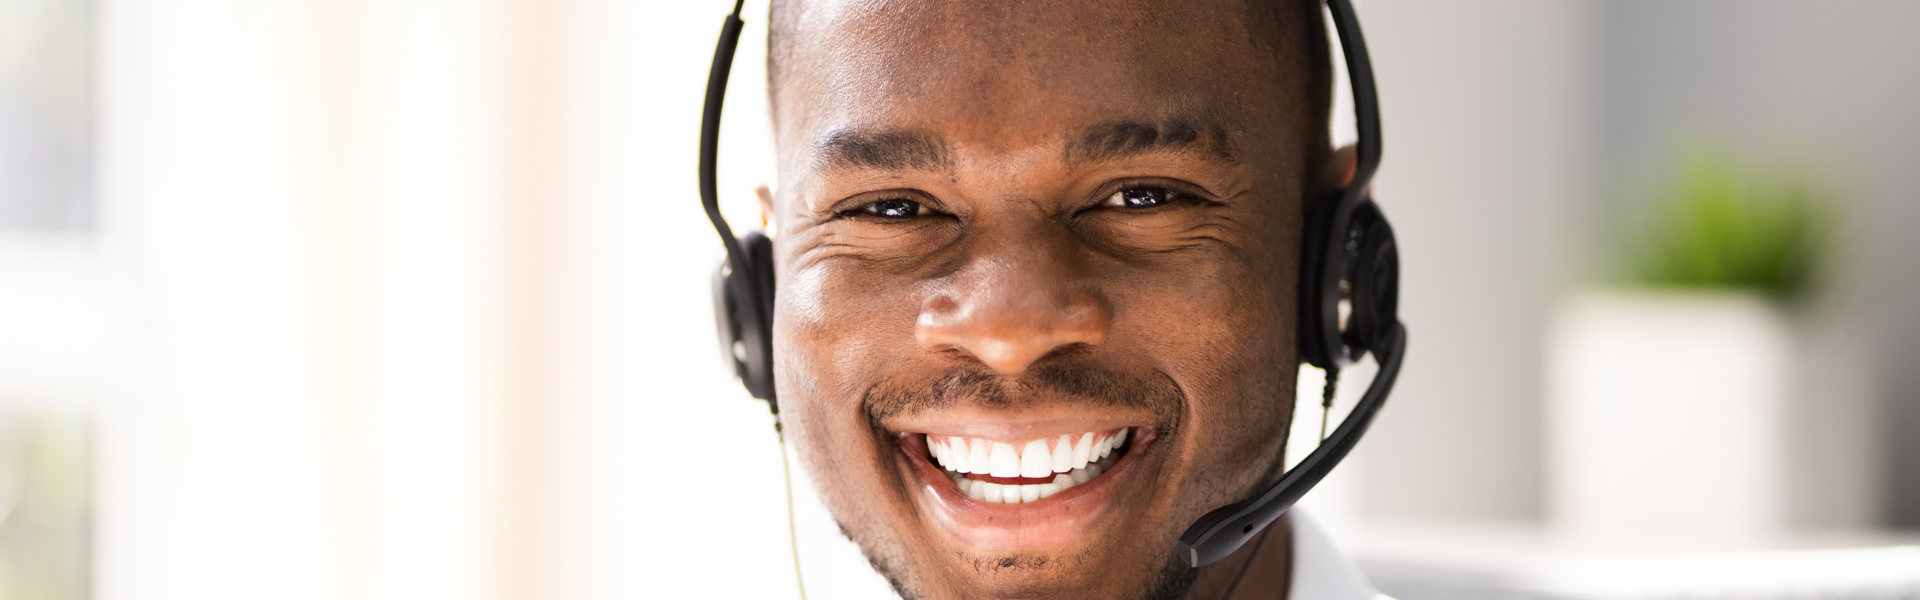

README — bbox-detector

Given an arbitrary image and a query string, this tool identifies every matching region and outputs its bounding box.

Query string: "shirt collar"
[1288,510,1389,600]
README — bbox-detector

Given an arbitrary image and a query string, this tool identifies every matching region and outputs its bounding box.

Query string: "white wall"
[98,0,519,597]
[1351,0,1593,522]
[92,0,831,597]
[584,1,821,598]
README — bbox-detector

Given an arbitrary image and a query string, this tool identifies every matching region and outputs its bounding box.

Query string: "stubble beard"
[844,517,1201,600]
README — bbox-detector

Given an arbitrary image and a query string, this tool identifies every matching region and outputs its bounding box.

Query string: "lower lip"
[897,428,1156,550]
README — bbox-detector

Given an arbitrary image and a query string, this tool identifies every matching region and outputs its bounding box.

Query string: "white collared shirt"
[1288,512,1393,600]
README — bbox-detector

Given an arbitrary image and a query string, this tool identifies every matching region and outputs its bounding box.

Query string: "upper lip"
[881,407,1161,442]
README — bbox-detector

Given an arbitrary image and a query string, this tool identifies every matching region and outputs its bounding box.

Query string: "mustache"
[864,358,1185,422]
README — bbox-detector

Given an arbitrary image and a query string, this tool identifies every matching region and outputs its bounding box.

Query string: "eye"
[858,198,923,219]
[1106,186,1173,209]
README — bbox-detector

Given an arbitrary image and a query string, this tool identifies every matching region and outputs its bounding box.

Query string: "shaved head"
[768,0,1332,169]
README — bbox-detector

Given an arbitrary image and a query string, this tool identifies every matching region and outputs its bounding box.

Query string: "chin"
[806,406,1213,599]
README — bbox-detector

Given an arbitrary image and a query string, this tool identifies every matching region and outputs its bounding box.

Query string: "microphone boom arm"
[1176,322,1407,567]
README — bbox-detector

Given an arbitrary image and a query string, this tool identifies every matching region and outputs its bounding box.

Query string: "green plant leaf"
[1620,146,1829,300]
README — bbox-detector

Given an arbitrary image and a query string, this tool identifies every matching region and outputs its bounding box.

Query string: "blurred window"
[0,0,93,231]
[0,1,95,598]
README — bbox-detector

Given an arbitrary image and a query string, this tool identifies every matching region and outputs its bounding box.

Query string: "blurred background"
[1,0,1916,598]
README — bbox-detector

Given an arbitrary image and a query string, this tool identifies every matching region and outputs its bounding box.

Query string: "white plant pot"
[1546,290,1791,544]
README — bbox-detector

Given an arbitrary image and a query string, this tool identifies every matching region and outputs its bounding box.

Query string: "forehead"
[774,0,1275,161]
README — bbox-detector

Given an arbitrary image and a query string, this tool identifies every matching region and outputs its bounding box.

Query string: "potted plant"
[1547,147,1829,544]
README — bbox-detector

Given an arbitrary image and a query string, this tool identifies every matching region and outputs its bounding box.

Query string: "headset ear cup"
[712,258,747,381]
[745,231,776,333]
[711,231,780,405]
[1300,190,1402,367]
[1297,189,1345,370]
[1345,211,1399,354]
[740,231,779,403]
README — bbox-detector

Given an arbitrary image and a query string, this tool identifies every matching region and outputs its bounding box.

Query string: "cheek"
[773,261,924,420]
[771,265,932,563]
[1110,248,1297,487]
[773,269,897,488]
[1114,245,1292,380]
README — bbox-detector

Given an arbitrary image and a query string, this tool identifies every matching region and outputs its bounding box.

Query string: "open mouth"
[890,417,1159,549]
[923,429,1132,504]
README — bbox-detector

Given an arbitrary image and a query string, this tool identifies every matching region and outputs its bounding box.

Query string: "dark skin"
[763,1,1350,598]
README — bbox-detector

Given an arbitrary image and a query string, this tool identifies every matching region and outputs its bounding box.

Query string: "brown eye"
[1107,186,1170,208]
[863,198,923,218]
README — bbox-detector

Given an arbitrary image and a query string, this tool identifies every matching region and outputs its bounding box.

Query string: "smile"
[924,429,1131,504]
[891,419,1158,550]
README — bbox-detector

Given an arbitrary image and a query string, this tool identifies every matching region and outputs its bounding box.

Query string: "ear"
[755,184,776,235]
[1319,145,1359,192]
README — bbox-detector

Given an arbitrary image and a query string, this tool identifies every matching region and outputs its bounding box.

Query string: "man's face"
[768,1,1322,598]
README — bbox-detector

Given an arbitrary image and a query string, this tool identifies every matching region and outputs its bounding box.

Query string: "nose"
[915,242,1112,374]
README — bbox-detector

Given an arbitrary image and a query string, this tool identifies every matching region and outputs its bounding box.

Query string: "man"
[749,0,1388,597]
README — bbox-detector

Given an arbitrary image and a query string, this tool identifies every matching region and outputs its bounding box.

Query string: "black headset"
[699,0,1406,570]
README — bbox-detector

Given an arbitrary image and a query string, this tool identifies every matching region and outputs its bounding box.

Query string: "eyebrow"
[814,128,953,173]
[811,117,1237,174]
[1064,117,1238,169]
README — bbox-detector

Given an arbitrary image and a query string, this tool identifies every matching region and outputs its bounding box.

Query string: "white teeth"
[1052,475,1082,496]
[980,482,1005,503]
[969,438,992,475]
[989,442,1021,478]
[1020,440,1052,478]
[931,429,1137,503]
[1051,434,1074,473]
[959,481,1060,504]
[1038,482,1061,498]
[930,436,951,471]
[948,437,971,473]
[925,431,1132,474]
[1073,432,1094,468]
